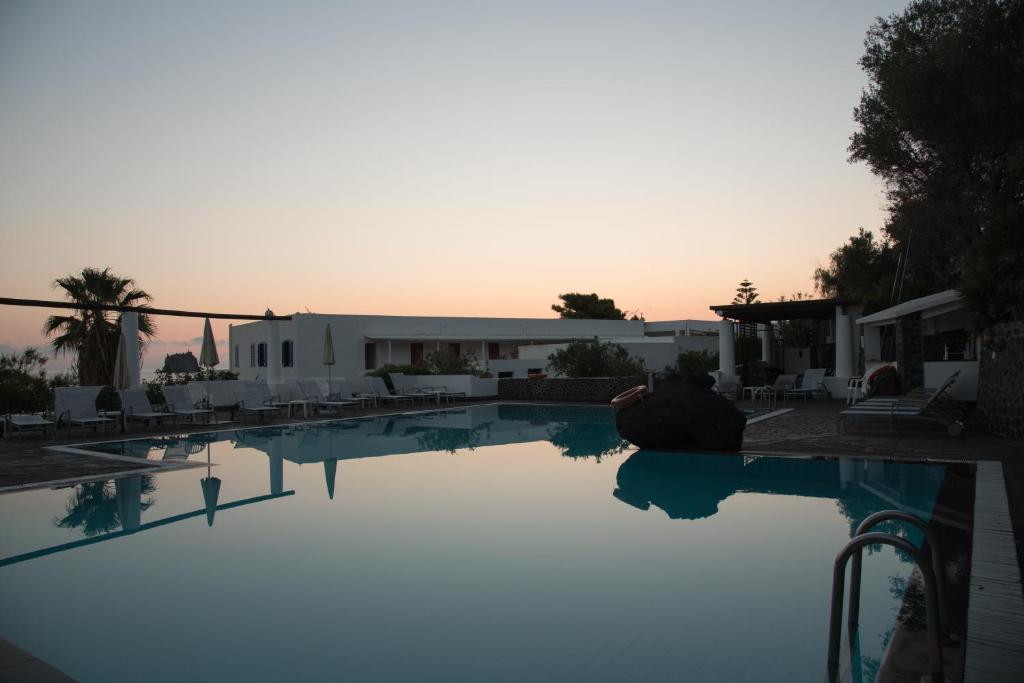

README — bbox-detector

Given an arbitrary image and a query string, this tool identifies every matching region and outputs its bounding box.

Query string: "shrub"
[676,350,719,375]
[423,349,481,375]
[0,348,51,413]
[547,340,646,378]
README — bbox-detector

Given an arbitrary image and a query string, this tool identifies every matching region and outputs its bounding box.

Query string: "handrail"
[849,510,947,631]
[827,532,944,683]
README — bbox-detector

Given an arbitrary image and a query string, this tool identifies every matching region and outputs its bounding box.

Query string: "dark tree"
[43,267,156,385]
[850,0,1024,328]
[732,279,759,305]
[814,228,899,312]
[552,293,626,320]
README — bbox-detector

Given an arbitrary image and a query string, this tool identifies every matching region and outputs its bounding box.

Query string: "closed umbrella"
[199,318,222,422]
[113,332,130,432]
[323,324,336,395]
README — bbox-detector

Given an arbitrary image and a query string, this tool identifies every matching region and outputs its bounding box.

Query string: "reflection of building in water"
[613,451,949,531]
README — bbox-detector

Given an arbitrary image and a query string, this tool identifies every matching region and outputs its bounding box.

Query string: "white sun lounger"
[120,389,176,428]
[783,368,828,400]
[839,371,965,435]
[55,386,114,433]
[365,377,415,406]
[296,380,359,415]
[3,414,56,438]
[234,387,282,422]
[162,385,214,424]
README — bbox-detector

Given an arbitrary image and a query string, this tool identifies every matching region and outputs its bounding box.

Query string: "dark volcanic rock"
[615,376,746,451]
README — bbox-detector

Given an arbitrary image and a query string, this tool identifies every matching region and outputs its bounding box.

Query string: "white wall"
[232,313,654,382]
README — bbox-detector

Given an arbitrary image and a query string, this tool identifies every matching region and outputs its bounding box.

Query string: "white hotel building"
[227,313,719,385]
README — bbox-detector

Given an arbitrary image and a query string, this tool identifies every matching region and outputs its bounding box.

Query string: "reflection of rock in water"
[612,451,948,528]
[615,377,746,452]
[614,451,740,519]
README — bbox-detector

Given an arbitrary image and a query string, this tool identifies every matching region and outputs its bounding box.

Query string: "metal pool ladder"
[826,509,947,683]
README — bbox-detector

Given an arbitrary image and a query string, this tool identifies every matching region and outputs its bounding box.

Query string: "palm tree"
[43,267,156,385]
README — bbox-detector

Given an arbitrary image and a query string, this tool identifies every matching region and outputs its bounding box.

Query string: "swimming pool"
[0,404,955,682]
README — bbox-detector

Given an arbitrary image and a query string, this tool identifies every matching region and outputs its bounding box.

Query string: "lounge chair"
[3,414,56,438]
[838,371,966,436]
[55,386,114,433]
[296,380,360,415]
[325,379,375,409]
[744,374,796,401]
[120,389,175,428]
[389,373,444,404]
[366,377,415,406]
[233,387,282,422]
[709,370,741,400]
[162,385,214,424]
[783,368,828,400]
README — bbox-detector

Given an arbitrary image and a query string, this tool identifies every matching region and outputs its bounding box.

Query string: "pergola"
[708,298,861,396]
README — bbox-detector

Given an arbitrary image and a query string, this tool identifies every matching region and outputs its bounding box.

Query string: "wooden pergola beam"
[0,297,291,321]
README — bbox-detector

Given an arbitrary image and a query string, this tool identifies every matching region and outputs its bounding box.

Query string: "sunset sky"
[0,0,906,371]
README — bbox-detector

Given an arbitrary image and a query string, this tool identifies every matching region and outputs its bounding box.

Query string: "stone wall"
[498,376,646,403]
[977,321,1024,440]
[896,312,924,390]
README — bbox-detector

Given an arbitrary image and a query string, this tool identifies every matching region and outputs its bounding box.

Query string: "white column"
[863,325,882,361]
[387,340,393,364]
[121,312,141,388]
[481,340,488,371]
[760,324,772,364]
[718,320,736,376]
[835,306,854,378]
[267,321,281,385]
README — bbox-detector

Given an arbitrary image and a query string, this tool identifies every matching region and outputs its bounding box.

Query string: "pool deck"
[1,397,1022,681]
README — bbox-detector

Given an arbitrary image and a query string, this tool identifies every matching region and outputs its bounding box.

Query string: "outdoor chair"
[120,389,175,428]
[366,377,415,406]
[838,371,965,436]
[55,386,114,433]
[327,379,376,409]
[743,374,796,401]
[846,362,898,405]
[297,379,360,415]
[709,370,741,400]
[783,368,828,400]
[3,414,56,438]
[162,385,214,424]
[389,373,447,404]
[234,387,282,423]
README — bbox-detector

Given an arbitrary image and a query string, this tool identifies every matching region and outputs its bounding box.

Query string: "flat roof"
[856,289,963,326]
[709,298,858,323]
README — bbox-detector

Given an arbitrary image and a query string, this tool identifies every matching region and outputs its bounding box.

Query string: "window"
[234,345,240,368]
[257,342,267,367]
[410,342,424,366]
[364,342,376,370]
[448,342,461,356]
[282,340,293,367]
[250,343,256,367]
[488,342,500,360]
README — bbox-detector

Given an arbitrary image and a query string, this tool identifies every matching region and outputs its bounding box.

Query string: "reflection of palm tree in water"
[54,475,157,536]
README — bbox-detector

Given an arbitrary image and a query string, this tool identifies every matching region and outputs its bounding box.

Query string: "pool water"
[0,404,948,682]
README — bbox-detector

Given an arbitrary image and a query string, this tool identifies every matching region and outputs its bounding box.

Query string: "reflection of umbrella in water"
[324,460,337,500]
[200,441,221,526]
